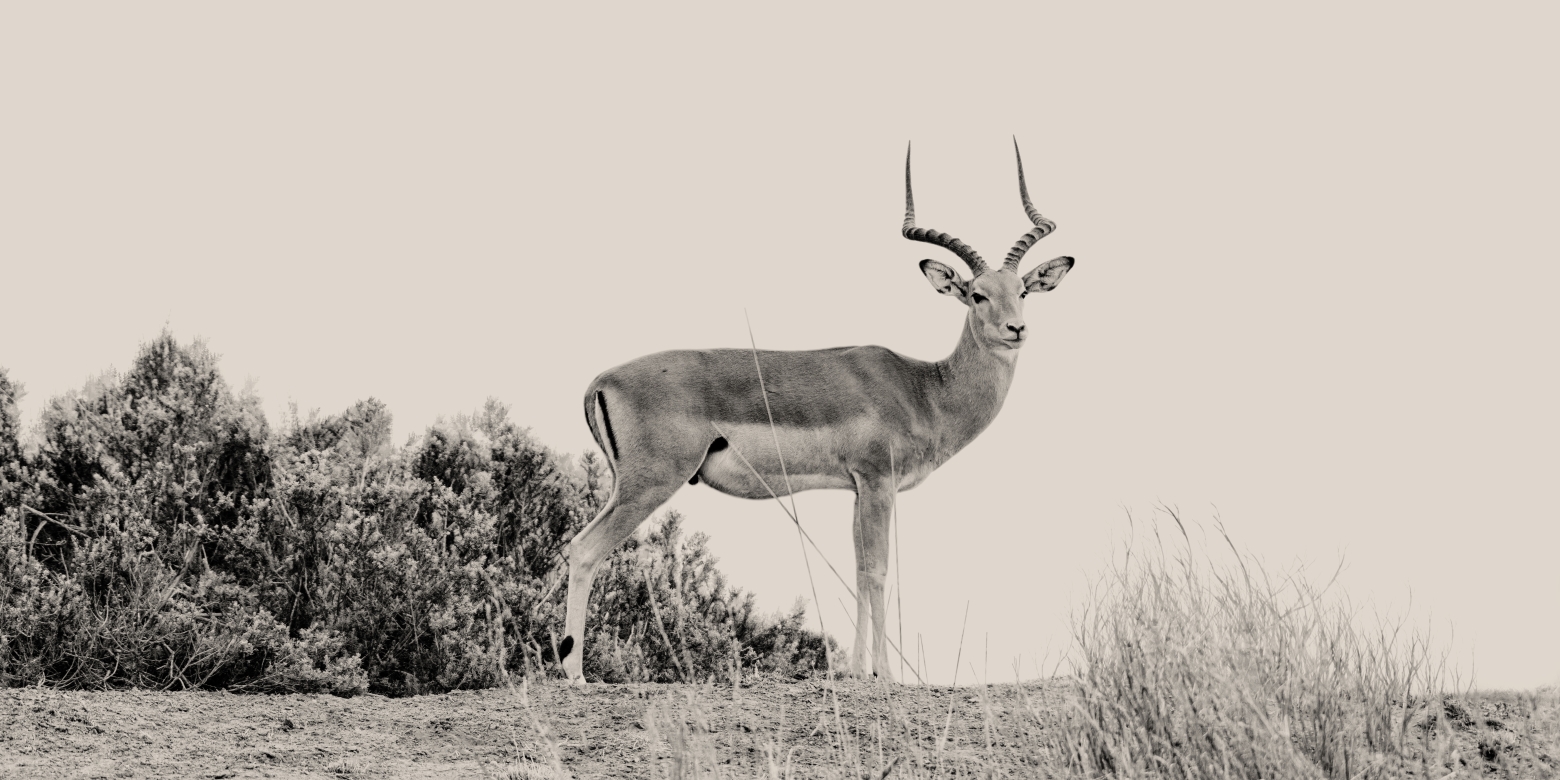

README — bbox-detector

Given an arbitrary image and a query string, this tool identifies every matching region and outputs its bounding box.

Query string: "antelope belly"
[695,424,854,498]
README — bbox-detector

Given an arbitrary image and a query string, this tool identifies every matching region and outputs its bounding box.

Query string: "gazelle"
[559,141,1075,682]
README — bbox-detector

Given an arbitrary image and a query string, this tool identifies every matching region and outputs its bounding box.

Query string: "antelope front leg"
[850,476,895,680]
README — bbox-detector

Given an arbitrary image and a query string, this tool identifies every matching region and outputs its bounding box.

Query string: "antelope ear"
[1023,255,1075,293]
[920,259,969,301]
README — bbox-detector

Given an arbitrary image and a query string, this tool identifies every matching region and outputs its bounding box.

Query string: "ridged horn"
[902,143,989,277]
[1002,138,1058,272]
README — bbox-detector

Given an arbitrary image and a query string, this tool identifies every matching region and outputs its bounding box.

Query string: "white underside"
[695,423,933,498]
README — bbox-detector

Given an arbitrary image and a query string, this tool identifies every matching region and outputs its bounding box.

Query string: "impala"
[558,141,1075,681]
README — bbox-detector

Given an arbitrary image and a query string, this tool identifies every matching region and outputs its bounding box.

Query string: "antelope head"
[905,140,1074,351]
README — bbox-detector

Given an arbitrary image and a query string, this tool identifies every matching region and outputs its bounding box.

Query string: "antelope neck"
[928,311,1019,457]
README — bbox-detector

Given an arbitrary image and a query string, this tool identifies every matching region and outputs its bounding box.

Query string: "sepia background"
[1,3,1555,689]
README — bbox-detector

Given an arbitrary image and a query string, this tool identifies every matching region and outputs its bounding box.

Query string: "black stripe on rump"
[596,390,620,461]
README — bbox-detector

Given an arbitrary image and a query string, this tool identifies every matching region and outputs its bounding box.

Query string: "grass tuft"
[1054,509,1454,779]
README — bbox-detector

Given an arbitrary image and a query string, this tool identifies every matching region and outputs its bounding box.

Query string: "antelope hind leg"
[560,472,685,682]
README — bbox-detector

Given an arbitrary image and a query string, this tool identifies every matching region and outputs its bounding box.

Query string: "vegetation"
[632,514,1558,778]
[0,332,828,695]
[5,334,1557,778]
[631,683,1558,779]
[1054,513,1459,779]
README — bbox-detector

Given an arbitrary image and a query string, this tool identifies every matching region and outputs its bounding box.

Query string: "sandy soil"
[5,679,1555,779]
[0,676,1069,779]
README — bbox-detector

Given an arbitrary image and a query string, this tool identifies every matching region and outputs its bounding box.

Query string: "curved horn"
[1002,138,1058,272]
[903,143,989,277]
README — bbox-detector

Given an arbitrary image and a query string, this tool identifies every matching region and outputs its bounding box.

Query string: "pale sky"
[2,3,1555,689]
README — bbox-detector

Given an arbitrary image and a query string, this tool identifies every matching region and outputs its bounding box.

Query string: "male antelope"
[559,142,1075,682]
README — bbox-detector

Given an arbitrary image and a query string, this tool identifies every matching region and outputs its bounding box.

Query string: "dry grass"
[636,677,1062,779]
[614,511,1559,779]
[1053,510,1454,779]
[627,681,1557,779]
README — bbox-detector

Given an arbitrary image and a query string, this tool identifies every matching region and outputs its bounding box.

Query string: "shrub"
[583,511,832,684]
[0,368,23,507]
[27,332,271,574]
[1,334,829,693]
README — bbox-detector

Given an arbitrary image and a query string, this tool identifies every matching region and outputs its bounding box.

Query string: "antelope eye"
[971,292,987,304]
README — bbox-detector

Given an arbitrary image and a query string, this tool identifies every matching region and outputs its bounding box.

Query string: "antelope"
[558,141,1075,682]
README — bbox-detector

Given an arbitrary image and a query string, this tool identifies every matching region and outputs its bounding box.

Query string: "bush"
[0,333,829,694]
[0,368,23,508]
[583,511,832,683]
[27,332,271,574]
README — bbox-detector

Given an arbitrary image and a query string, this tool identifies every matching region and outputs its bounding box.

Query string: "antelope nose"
[1005,322,1027,339]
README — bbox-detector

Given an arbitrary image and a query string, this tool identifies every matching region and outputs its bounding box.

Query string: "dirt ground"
[0,676,1070,779]
[5,678,1556,779]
